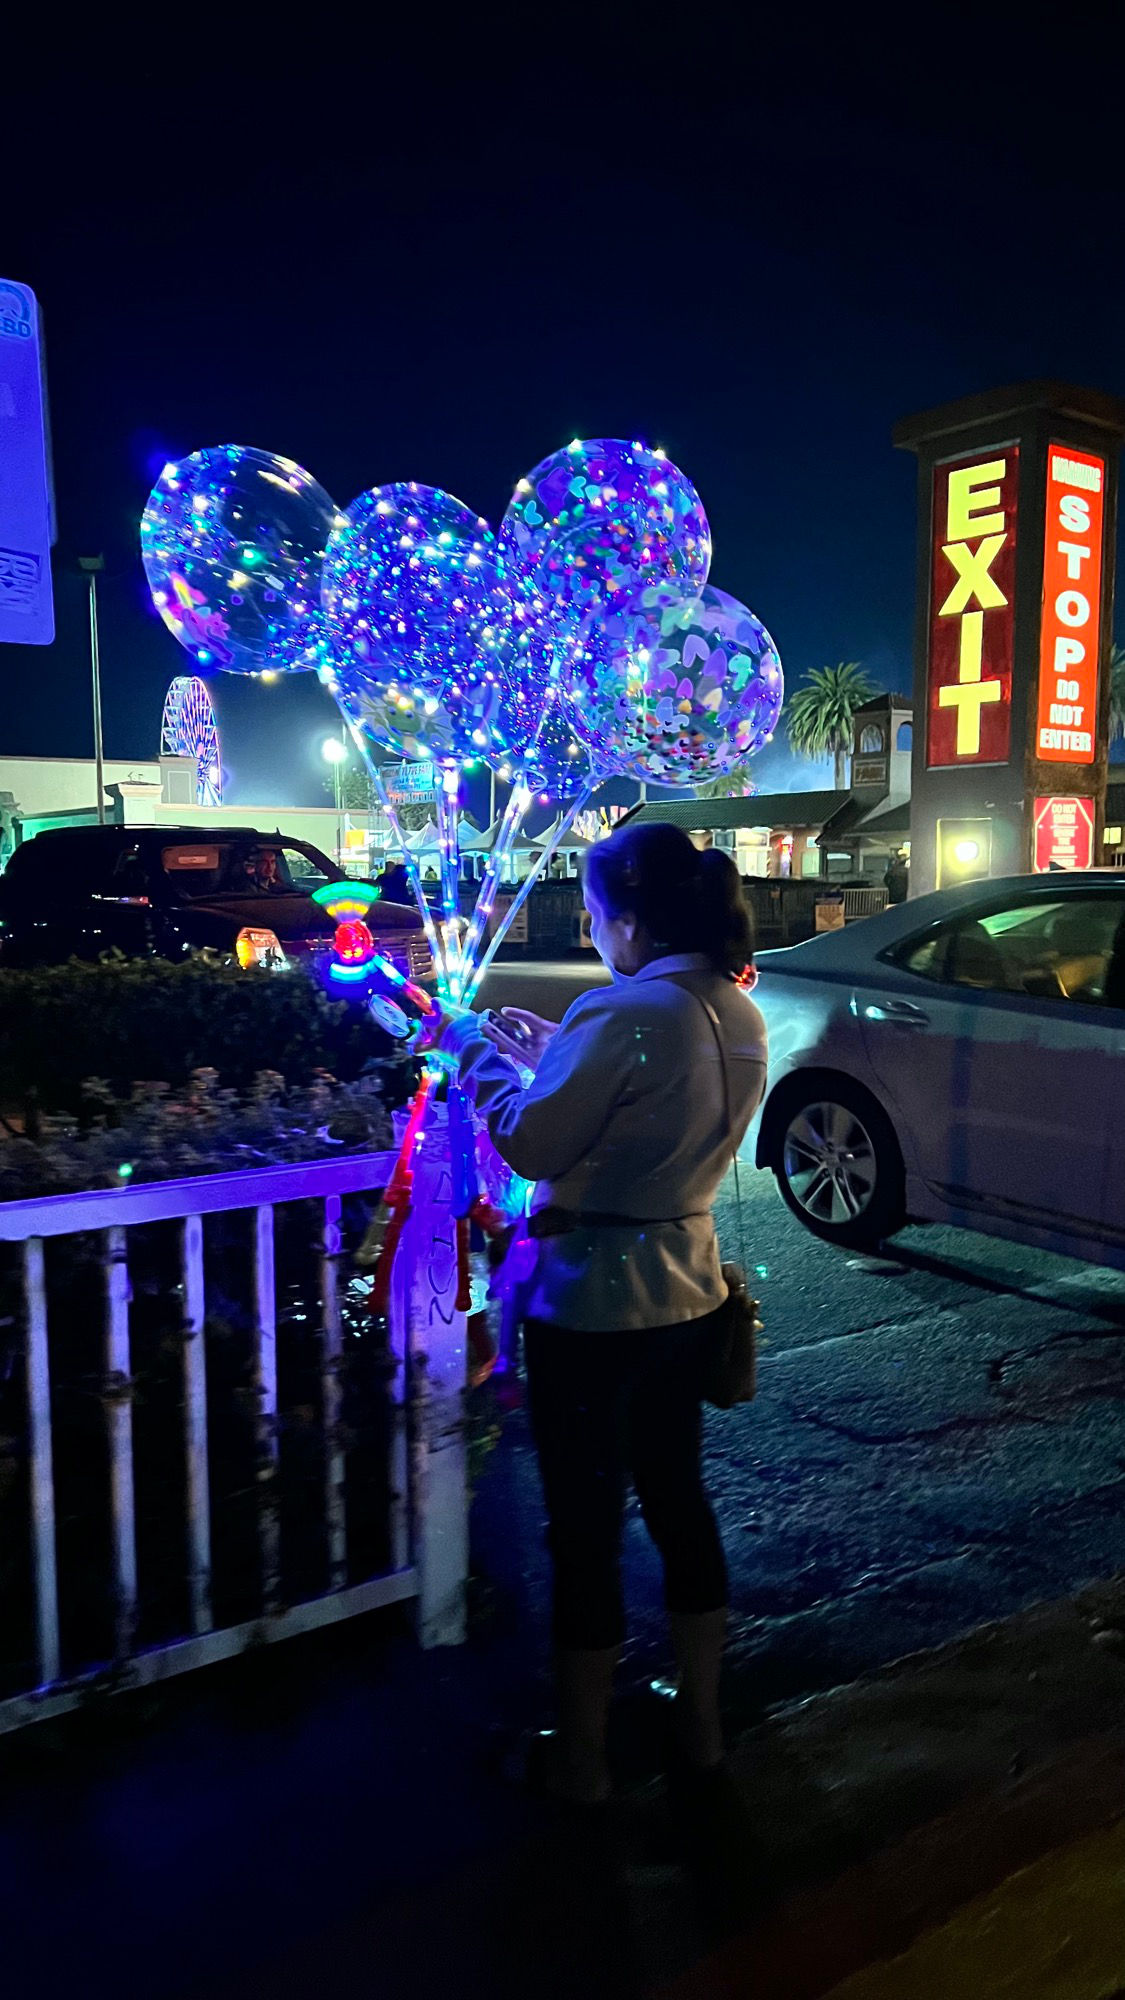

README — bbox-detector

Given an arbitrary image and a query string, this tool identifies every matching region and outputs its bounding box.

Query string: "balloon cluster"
[141,437,783,802]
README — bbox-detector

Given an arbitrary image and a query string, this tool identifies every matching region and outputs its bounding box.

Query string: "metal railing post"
[321,1194,347,1589]
[392,1105,468,1648]
[24,1238,59,1686]
[104,1226,137,1660]
[253,1204,280,1611]
[181,1215,212,1634]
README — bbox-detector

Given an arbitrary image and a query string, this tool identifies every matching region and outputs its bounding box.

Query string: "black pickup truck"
[0,823,433,982]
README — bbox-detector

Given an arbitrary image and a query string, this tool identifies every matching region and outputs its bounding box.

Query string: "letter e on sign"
[1036,447,1104,766]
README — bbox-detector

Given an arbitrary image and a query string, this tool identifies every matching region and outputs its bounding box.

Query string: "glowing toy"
[369,1070,439,1315]
[311,880,383,923]
[499,437,711,617]
[311,882,438,1015]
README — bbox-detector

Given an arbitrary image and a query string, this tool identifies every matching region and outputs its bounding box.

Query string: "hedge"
[0,955,392,1114]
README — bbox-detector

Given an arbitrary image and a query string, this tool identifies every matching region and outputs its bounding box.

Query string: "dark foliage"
[0,956,392,1114]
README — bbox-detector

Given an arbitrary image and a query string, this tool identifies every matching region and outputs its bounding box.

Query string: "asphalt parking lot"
[475,957,1125,1717]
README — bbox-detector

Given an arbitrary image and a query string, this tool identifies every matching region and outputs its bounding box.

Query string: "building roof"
[894,380,1125,452]
[620,791,849,833]
[856,794,911,831]
[854,691,912,717]
[820,790,911,840]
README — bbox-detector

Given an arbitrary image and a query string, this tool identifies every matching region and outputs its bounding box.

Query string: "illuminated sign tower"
[895,383,1125,894]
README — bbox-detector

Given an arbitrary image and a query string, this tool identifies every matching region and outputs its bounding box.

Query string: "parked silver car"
[750,873,1125,1270]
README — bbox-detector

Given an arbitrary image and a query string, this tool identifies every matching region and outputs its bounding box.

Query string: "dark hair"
[583,822,754,977]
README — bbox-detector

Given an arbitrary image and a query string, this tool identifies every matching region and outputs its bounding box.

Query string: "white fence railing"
[0,1142,469,1735]
[843,886,890,920]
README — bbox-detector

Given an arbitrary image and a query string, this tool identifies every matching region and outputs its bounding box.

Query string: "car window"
[162,841,335,899]
[11,835,123,895]
[895,896,1125,1008]
[282,845,332,887]
[107,847,151,898]
[162,844,227,895]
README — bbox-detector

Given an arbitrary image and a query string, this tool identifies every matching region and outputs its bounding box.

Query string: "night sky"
[8,28,1125,806]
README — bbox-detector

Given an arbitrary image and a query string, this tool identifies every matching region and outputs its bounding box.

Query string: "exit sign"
[926,451,1018,767]
[0,279,54,645]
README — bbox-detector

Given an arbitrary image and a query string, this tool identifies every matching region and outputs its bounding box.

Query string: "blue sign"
[0,279,54,645]
[386,760,437,803]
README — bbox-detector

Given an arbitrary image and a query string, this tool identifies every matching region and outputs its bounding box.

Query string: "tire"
[771,1078,905,1250]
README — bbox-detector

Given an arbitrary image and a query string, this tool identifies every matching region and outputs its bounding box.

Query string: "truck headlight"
[236,927,287,970]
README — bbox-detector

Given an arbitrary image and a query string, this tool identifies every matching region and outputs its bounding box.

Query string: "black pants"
[524,1311,729,1651]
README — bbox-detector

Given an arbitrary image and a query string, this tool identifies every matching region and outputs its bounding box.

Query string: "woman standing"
[431,822,767,1809]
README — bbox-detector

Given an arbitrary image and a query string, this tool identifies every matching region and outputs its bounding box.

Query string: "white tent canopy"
[530,814,592,850]
[404,819,440,852]
[460,816,503,851]
[459,818,553,854]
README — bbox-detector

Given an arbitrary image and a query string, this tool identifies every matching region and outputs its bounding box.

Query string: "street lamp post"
[322,730,347,866]
[78,555,106,824]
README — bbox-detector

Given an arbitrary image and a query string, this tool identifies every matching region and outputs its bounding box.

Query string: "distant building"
[0,753,380,875]
[621,693,914,885]
[815,691,913,878]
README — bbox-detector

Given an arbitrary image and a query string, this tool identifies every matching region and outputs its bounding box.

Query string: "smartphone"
[485,1008,532,1045]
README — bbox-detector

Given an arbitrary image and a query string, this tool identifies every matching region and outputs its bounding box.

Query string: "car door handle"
[865,998,930,1027]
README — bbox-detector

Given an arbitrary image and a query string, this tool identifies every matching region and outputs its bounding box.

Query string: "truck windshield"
[161,842,336,898]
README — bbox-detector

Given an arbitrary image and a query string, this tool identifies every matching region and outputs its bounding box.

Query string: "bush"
[0,955,392,1114]
[0,1067,396,1202]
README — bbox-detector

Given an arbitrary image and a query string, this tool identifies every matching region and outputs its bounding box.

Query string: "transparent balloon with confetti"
[499,437,711,619]
[565,582,784,786]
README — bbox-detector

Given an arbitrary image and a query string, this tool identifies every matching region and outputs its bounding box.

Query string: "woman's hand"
[480,1007,558,1072]
[412,997,477,1056]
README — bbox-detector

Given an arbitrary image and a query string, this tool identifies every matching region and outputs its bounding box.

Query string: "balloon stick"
[463,780,597,1002]
[339,713,452,992]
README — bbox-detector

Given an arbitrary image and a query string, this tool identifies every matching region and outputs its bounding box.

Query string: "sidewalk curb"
[650,1579,1125,1998]
[821,1820,1125,2000]
[655,1736,1125,1998]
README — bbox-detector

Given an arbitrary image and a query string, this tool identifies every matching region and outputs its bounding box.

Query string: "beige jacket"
[453,952,768,1331]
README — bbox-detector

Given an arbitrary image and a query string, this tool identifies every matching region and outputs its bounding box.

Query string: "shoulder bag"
[664,976,761,1409]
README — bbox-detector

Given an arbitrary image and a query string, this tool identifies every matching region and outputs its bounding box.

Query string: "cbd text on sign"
[1036,447,1104,766]
[926,452,1018,767]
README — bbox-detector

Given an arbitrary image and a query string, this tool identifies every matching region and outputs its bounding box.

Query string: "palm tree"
[1110,644,1125,742]
[696,760,759,800]
[786,661,875,788]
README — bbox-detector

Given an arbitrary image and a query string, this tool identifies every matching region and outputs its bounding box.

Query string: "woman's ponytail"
[694,845,755,977]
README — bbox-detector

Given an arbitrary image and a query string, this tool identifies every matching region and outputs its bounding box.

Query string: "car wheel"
[773,1081,905,1250]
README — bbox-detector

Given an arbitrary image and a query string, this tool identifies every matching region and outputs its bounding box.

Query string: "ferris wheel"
[161,675,223,807]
